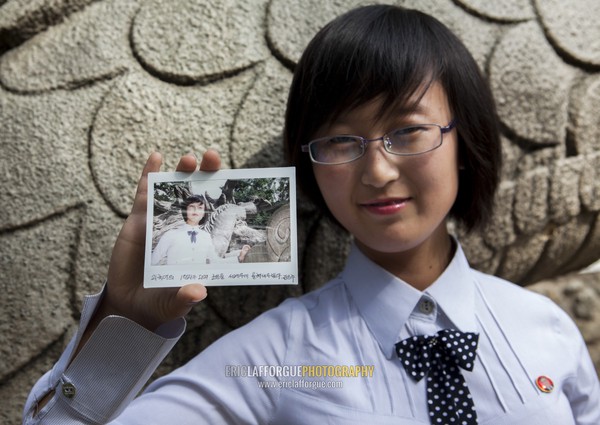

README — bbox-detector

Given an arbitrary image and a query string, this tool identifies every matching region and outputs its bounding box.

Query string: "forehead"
[350,82,448,122]
[187,202,204,208]
[320,81,451,134]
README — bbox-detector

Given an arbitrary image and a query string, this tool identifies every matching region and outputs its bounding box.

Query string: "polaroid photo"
[144,167,297,288]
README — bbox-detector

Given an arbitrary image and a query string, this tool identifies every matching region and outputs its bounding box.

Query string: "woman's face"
[186,202,205,225]
[312,82,459,269]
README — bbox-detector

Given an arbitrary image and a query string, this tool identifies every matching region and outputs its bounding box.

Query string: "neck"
[355,229,454,291]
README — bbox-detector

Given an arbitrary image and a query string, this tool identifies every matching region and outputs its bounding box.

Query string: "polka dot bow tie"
[395,329,479,425]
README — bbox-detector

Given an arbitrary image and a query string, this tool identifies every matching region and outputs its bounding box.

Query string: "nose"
[360,141,400,188]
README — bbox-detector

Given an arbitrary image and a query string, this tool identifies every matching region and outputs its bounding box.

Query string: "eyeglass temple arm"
[442,119,457,133]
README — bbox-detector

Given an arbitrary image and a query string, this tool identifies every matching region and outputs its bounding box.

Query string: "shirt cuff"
[57,314,185,423]
[27,286,185,424]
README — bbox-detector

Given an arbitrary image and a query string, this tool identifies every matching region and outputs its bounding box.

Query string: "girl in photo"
[151,195,249,265]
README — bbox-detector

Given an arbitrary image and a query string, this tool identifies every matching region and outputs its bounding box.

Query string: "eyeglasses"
[301,120,456,165]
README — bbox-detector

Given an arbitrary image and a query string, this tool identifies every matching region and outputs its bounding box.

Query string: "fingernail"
[188,290,208,304]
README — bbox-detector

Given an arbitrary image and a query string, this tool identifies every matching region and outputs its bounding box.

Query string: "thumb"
[171,284,208,317]
[131,152,163,216]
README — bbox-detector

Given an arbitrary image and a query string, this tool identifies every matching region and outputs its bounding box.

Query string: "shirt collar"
[424,242,477,334]
[342,240,477,359]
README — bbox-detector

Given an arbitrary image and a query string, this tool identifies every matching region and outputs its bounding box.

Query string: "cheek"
[313,166,349,206]
[312,168,356,226]
[409,148,460,200]
[437,164,460,205]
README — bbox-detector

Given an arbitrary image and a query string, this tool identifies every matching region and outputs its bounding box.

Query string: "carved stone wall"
[1,1,599,423]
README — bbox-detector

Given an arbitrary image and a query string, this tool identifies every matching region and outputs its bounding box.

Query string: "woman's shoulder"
[473,269,550,301]
[471,269,579,335]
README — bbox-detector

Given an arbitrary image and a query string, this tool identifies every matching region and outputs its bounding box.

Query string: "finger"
[179,283,208,304]
[175,153,198,172]
[169,284,208,318]
[199,149,221,172]
[131,152,162,215]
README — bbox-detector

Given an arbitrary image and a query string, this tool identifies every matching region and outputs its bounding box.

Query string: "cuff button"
[62,382,76,399]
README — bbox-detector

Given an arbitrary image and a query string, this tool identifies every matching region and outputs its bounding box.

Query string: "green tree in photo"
[228,178,290,227]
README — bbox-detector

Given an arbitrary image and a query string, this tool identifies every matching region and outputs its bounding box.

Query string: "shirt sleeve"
[151,232,172,265]
[107,300,297,425]
[23,289,185,425]
[562,319,600,425]
[23,290,298,425]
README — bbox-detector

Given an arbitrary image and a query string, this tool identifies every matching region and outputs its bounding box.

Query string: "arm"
[24,151,220,424]
[206,242,251,264]
[107,301,295,425]
[564,329,600,425]
[23,297,185,424]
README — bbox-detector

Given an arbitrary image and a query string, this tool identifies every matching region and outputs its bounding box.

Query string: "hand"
[99,150,221,330]
[34,151,221,412]
[238,245,251,262]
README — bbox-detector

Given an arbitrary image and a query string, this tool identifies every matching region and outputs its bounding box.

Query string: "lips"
[360,197,411,215]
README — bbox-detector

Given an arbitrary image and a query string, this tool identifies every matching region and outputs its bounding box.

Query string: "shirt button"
[61,382,76,399]
[419,298,435,315]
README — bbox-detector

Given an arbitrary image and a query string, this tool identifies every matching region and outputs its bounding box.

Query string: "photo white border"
[144,167,298,287]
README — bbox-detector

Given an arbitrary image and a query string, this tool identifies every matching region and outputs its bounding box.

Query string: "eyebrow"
[383,100,431,121]
[337,104,431,129]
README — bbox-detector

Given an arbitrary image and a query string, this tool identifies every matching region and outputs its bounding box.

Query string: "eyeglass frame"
[301,120,457,165]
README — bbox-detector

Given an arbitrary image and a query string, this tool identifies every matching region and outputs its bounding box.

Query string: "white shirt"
[24,242,600,424]
[151,224,237,265]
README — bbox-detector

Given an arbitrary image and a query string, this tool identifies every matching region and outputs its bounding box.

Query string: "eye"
[390,125,429,138]
[326,135,361,145]
[390,126,432,144]
[384,125,442,155]
[309,135,363,163]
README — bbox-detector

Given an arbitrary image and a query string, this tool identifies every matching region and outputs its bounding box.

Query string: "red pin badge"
[535,376,554,393]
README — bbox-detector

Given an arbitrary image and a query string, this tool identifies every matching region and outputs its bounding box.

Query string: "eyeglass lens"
[310,124,443,164]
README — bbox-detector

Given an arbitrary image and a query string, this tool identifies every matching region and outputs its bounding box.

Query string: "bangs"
[300,6,443,133]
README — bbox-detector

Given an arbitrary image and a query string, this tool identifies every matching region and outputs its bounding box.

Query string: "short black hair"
[284,5,501,232]
[181,194,208,225]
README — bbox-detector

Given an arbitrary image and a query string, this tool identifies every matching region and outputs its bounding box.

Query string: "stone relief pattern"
[0,0,599,423]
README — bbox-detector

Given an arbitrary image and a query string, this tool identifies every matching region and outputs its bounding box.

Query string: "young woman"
[24,5,599,425]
